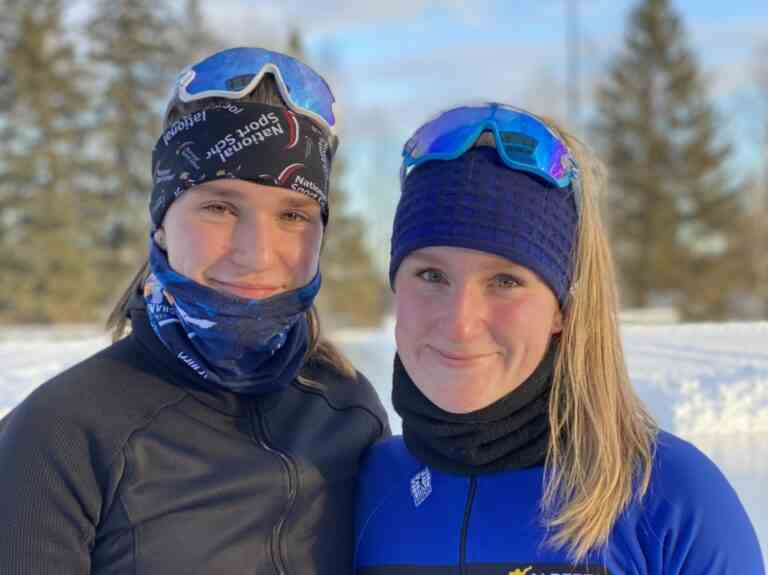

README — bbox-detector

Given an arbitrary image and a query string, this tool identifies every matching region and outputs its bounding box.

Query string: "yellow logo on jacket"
[508,568,532,575]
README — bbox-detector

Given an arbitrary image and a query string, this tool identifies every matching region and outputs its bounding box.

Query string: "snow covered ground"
[1,321,767,560]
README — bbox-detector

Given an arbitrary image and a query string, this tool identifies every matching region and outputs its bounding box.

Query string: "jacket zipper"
[248,401,299,575]
[459,477,477,575]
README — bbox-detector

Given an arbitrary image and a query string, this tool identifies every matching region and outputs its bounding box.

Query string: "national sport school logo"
[257,164,326,207]
[205,111,286,163]
[282,110,330,189]
[162,109,208,147]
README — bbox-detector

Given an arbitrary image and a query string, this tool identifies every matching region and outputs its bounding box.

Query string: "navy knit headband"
[150,102,333,228]
[389,146,579,305]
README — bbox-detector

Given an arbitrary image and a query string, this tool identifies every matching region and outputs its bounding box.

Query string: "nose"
[440,283,485,342]
[229,215,276,271]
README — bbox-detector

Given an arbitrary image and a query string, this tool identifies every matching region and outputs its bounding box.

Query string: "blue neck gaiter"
[144,241,320,394]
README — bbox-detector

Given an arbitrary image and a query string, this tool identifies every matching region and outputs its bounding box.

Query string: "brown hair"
[106,74,355,380]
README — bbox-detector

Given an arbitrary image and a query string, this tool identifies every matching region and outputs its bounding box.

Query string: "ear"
[551,308,564,335]
[153,228,167,249]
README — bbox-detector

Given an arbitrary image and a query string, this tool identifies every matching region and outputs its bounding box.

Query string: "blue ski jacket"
[355,431,764,575]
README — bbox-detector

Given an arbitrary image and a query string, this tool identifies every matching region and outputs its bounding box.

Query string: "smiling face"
[154,179,323,300]
[394,246,563,414]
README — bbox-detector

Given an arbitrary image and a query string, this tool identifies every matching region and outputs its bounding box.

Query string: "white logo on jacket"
[410,468,432,507]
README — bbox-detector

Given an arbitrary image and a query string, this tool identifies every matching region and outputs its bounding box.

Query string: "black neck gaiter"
[393,345,556,475]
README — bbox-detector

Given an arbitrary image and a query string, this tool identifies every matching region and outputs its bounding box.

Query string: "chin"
[434,395,485,414]
[422,374,495,414]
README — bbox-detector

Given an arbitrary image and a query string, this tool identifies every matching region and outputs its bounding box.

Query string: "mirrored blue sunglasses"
[166,47,336,136]
[401,103,580,209]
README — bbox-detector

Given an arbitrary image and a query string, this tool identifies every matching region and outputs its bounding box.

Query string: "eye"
[490,274,521,289]
[416,268,447,284]
[201,201,237,217]
[281,209,312,223]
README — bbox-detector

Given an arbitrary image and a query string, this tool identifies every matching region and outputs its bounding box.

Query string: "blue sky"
[203,0,767,267]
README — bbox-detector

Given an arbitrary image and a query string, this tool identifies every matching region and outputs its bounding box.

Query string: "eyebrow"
[281,195,320,209]
[405,252,444,266]
[189,185,245,200]
[406,251,530,274]
[189,186,320,210]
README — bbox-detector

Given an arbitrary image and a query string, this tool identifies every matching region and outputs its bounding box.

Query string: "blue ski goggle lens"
[401,103,579,205]
[167,47,336,136]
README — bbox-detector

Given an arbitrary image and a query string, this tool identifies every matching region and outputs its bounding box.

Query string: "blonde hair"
[473,115,657,559]
[539,120,657,560]
[106,72,355,380]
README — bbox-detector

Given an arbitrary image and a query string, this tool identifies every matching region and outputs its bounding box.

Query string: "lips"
[427,346,496,368]
[208,279,284,300]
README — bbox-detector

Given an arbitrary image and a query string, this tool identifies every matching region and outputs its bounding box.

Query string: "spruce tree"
[85,0,180,290]
[315,155,388,327]
[0,1,107,322]
[169,0,222,68]
[286,30,386,327]
[594,0,746,320]
[752,45,768,317]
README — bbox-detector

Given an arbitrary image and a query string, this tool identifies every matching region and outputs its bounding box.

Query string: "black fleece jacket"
[0,310,389,574]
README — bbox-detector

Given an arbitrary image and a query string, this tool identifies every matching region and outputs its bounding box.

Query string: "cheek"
[492,299,534,324]
[489,296,560,348]
[293,228,323,281]
[166,222,228,276]
[394,284,432,352]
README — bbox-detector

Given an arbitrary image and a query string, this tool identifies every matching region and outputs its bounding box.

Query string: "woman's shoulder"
[0,336,192,558]
[630,430,764,571]
[643,430,747,514]
[1,335,188,450]
[356,436,423,520]
[649,430,730,493]
[297,360,390,433]
[359,436,423,491]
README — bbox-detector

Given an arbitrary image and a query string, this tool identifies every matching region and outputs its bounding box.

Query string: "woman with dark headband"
[0,47,389,574]
[354,103,764,574]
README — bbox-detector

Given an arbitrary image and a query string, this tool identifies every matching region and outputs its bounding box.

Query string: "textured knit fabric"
[389,146,579,304]
[355,432,765,575]
[0,308,390,575]
[392,345,553,475]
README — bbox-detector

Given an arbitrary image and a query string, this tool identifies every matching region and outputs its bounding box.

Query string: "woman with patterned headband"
[354,103,763,574]
[0,47,389,574]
